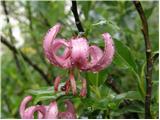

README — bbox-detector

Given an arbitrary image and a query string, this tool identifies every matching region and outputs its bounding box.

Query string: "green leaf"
[145,7,155,19]
[86,72,99,86]
[81,98,95,107]
[33,92,65,104]
[113,39,137,73]
[122,103,144,114]
[98,69,109,86]
[27,86,54,95]
[80,1,92,20]
[113,52,131,69]
[90,85,101,99]
[93,98,109,110]
[92,19,120,31]
[115,91,142,101]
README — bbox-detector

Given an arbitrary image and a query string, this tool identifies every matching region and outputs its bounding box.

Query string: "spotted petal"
[70,38,89,69]
[43,23,61,61]
[43,24,71,68]
[88,45,103,65]
[19,96,45,119]
[84,33,115,71]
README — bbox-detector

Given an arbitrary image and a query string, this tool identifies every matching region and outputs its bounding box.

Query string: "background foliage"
[1,1,159,119]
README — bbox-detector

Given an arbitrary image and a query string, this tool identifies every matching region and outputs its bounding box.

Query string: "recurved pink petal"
[44,101,58,119]
[48,39,71,68]
[86,33,115,71]
[43,24,61,61]
[43,24,72,68]
[19,96,32,118]
[70,38,89,69]
[89,45,103,65]
[19,96,46,119]
[24,106,45,119]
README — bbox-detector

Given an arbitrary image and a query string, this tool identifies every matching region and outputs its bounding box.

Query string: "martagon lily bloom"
[43,23,115,96]
[19,96,76,119]
[43,23,115,72]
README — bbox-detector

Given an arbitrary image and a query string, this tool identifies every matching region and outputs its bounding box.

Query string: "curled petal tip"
[19,96,33,118]
[88,32,115,71]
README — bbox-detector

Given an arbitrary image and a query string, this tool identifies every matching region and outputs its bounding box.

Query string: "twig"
[1,35,51,85]
[133,1,153,118]
[106,75,130,105]
[106,74,120,94]
[26,2,47,65]
[39,11,51,28]
[71,1,84,33]
[1,1,21,71]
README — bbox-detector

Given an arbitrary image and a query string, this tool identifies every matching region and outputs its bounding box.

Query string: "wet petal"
[48,39,71,68]
[43,24,61,62]
[70,38,89,69]
[43,24,72,68]
[89,45,103,65]
[87,33,115,71]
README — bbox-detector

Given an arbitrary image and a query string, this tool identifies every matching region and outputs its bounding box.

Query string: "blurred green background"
[1,1,159,119]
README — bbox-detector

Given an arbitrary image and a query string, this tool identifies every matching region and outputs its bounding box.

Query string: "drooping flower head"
[43,23,115,96]
[19,96,76,119]
[43,23,115,72]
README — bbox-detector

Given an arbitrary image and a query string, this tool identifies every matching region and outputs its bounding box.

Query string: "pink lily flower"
[19,96,76,119]
[43,23,115,72]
